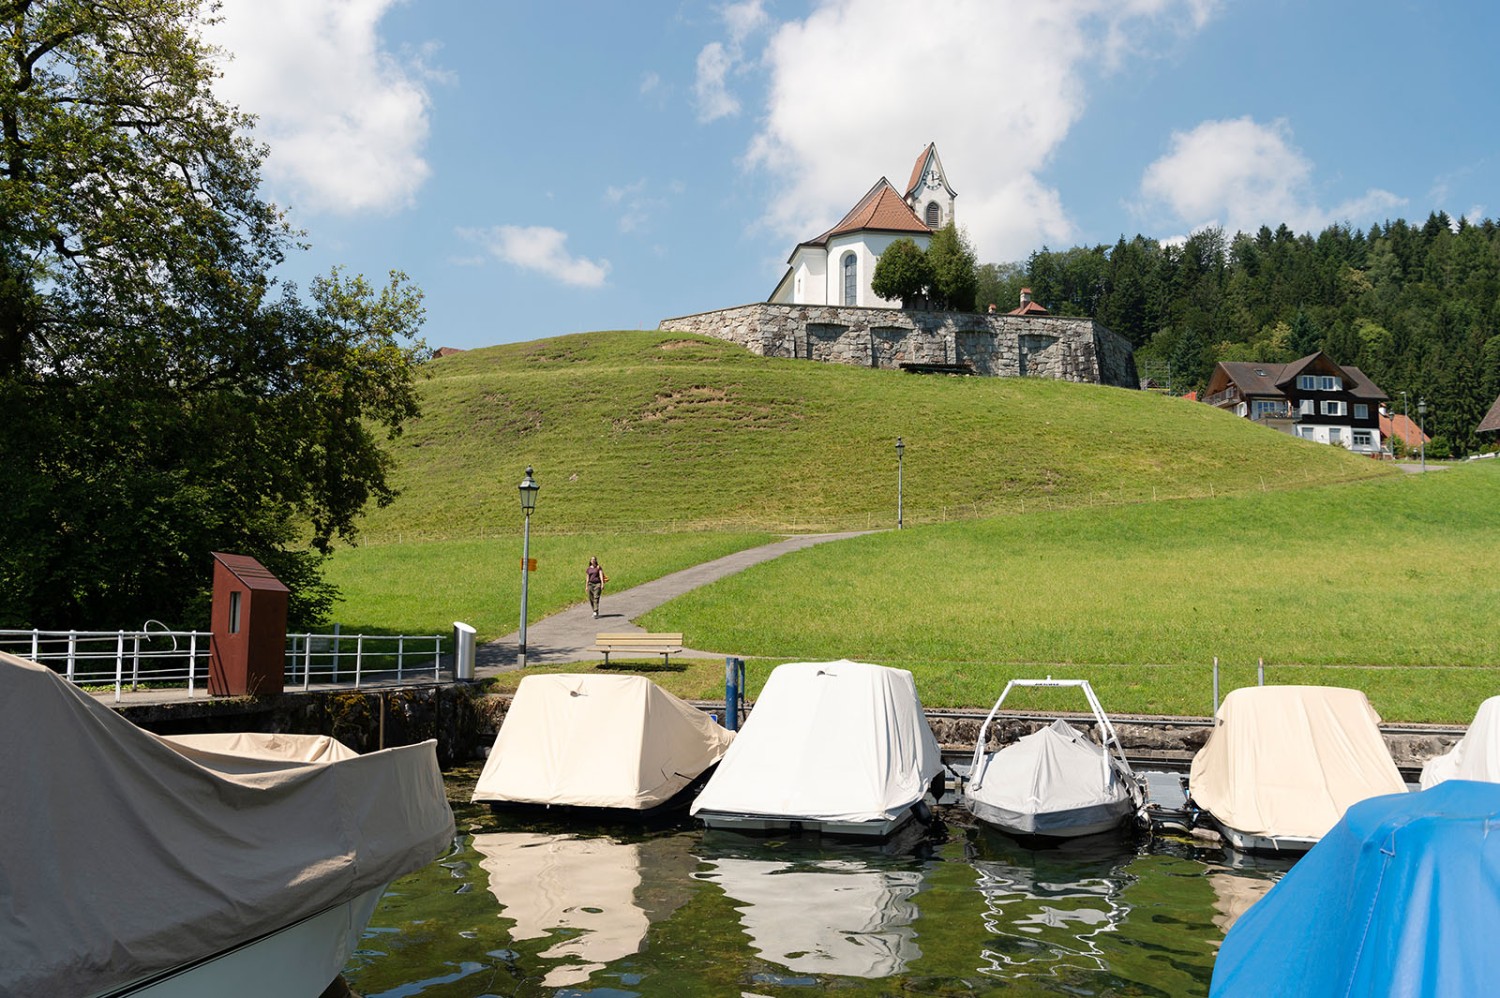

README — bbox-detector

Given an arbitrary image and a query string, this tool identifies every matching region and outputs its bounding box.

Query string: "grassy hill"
[357,329,1393,542]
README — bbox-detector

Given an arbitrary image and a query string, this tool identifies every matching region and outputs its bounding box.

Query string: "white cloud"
[458,226,611,288]
[739,0,1216,264]
[693,1,769,123]
[205,0,435,215]
[1137,117,1403,235]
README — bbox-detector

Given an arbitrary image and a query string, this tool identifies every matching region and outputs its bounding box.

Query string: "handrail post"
[31,628,39,661]
[355,633,364,689]
[131,633,141,690]
[1212,656,1219,716]
[397,634,405,681]
[1258,657,1265,686]
[115,630,125,703]
[433,635,441,682]
[188,631,198,697]
[67,630,77,682]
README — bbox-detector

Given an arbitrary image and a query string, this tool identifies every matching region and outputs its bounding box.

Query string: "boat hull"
[101,883,386,998]
[694,808,916,840]
[1208,816,1319,856]
[964,793,1135,840]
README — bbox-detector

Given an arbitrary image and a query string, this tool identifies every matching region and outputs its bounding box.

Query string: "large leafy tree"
[925,222,979,312]
[870,237,931,307]
[0,0,427,629]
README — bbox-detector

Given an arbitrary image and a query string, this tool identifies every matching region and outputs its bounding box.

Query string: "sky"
[203,0,1500,352]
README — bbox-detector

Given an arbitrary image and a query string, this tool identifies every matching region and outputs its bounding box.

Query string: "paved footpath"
[474,532,867,676]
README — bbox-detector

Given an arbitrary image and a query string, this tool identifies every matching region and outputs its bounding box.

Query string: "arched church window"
[842,253,858,305]
[925,201,941,228]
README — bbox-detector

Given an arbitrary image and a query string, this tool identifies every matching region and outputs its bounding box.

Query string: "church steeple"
[903,142,955,230]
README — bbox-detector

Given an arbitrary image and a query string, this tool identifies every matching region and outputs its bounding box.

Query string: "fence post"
[67,630,77,682]
[397,634,405,681]
[115,630,125,703]
[303,634,313,690]
[433,635,441,682]
[131,633,141,691]
[31,628,39,661]
[355,633,365,689]
[1257,657,1265,686]
[188,631,198,697]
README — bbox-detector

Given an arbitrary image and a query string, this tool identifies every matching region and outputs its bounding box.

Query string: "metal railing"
[0,627,448,701]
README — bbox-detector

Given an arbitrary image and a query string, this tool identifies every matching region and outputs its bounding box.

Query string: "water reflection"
[472,830,697,988]
[967,829,1135,981]
[695,841,928,979]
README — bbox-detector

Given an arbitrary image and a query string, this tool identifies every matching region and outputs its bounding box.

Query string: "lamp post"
[517,466,539,667]
[895,437,904,530]
[1417,399,1427,471]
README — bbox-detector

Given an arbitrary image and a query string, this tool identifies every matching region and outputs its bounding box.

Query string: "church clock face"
[925,173,942,190]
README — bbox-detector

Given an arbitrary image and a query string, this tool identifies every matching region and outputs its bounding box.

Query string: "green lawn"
[322,531,774,642]
[357,329,1392,540]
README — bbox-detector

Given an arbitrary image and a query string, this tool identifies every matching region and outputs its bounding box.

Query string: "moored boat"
[963,678,1143,840]
[0,651,454,998]
[1188,684,1406,854]
[690,660,944,839]
[1420,694,1500,789]
[472,672,735,816]
[1211,780,1500,996]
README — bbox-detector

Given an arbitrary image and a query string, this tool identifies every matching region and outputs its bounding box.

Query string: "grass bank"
[360,330,1392,540]
[322,531,774,642]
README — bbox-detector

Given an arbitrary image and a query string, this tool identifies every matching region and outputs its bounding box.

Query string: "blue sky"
[206,1,1500,351]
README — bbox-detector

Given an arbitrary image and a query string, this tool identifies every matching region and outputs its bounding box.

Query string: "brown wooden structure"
[208,552,288,696]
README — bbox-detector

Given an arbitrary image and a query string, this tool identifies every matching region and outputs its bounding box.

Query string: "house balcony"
[1204,388,1241,408]
[1249,403,1297,422]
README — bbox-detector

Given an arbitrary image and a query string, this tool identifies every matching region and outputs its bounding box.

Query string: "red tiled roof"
[1008,299,1050,316]
[801,178,930,248]
[1379,413,1429,448]
[905,142,936,199]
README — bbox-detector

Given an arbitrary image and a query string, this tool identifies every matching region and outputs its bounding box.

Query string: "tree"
[870,238,931,307]
[0,1,427,629]
[925,222,979,311]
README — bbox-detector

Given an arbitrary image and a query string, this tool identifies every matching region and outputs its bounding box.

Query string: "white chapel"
[768,143,956,307]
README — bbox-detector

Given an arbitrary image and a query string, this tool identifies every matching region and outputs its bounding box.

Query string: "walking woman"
[585,556,608,618]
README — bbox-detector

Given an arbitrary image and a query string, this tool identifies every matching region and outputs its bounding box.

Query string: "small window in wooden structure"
[229,591,242,634]
[842,253,858,305]
[925,201,941,227]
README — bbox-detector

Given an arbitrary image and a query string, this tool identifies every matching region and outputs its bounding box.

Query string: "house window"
[842,253,857,305]
[1354,403,1369,420]
[1252,400,1283,418]
[1353,430,1373,447]
[229,591,242,635]
[1300,399,1315,416]
[1298,375,1316,390]
[925,201,941,227]
[1320,375,1341,391]
[1321,400,1345,416]
[1237,402,1248,417]
[1298,425,1316,439]
[1328,427,1343,445]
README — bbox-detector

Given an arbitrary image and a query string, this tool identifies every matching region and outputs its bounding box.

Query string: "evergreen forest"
[976,213,1500,456]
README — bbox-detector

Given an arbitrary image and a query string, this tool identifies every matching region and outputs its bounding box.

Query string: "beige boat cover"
[690,660,943,824]
[1189,685,1406,840]
[471,673,735,809]
[1420,695,1500,789]
[0,652,455,998]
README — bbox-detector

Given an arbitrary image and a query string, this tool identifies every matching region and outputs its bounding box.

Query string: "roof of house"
[1008,299,1050,316]
[1479,392,1500,434]
[1211,353,1388,401]
[211,552,290,593]
[1379,412,1430,448]
[798,178,931,251]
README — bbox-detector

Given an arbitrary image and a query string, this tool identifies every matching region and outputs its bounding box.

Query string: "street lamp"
[895,437,905,530]
[517,466,539,667]
[1417,399,1427,471]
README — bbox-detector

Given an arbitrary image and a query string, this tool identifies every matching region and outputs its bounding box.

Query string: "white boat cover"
[0,652,455,998]
[1188,685,1405,841]
[1420,695,1500,789]
[967,719,1133,828]
[472,673,734,809]
[690,660,943,825]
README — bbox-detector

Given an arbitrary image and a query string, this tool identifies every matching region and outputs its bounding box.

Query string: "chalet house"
[1479,391,1500,440]
[1204,353,1387,455]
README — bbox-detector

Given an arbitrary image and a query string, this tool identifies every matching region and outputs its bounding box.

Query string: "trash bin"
[453,621,476,681]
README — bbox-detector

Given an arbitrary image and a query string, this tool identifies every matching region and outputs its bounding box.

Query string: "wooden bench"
[588,632,684,667]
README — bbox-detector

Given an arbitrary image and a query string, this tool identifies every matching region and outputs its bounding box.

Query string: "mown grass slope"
[357,329,1393,542]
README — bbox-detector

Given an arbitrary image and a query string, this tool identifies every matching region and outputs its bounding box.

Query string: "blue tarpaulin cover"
[1212,780,1500,997]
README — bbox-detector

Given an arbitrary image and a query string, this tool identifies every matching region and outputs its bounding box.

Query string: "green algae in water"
[343,809,1287,998]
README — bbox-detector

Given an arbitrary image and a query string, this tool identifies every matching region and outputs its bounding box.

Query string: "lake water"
[342,771,1290,998]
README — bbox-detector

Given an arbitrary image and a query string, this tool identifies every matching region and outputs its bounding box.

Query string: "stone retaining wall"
[659,302,1140,389]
